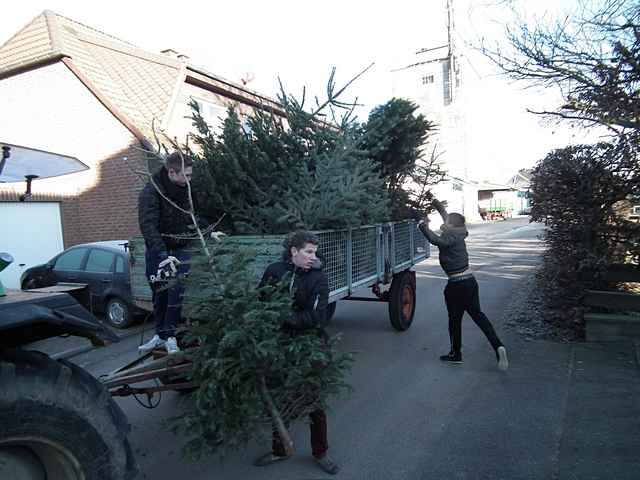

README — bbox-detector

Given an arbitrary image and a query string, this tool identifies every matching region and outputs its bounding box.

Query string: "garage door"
[0,202,64,289]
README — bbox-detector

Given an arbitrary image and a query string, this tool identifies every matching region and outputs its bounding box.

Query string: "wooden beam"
[604,264,640,283]
[584,290,640,311]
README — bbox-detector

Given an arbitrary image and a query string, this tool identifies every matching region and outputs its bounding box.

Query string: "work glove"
[156,255,181,281]
[210,231,227,242]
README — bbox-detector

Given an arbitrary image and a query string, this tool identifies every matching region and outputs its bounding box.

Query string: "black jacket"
[418,202,469,276]
[259,260,329,331]
[419,223,469,275]
[138,168,192,253]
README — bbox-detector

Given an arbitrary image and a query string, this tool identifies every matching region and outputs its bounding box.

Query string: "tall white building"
[391,0,480,222]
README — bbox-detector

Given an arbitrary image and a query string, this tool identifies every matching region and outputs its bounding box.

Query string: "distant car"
[20,240,137,328]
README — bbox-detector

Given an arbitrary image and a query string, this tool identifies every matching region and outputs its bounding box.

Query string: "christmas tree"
[172,240,352,460]
[189,71,390,233]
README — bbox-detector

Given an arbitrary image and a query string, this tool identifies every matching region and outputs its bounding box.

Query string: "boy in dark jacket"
[137,151,193,355]
[253,230,339,475]
[419,199,509,370]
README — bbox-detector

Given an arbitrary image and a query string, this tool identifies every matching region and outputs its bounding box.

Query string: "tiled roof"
[477,181,515,191]
[0,13,59,74]
[507,169,533,188]
[0,11,282,143]
[0,11,182,141]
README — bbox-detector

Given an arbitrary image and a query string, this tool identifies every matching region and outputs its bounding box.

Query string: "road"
[74,218,550,479]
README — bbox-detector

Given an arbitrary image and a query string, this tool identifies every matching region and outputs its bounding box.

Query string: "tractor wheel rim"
[0,439,85,480]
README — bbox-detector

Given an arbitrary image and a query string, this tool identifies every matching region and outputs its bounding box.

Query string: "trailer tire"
[0,349,137,480]
[388,271,416,331]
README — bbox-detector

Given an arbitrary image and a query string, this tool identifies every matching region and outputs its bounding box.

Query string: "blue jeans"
[145,248,190,339]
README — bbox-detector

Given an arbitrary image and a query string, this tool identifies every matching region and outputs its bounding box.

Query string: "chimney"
[161,48,180,58]
[161,49,189,63]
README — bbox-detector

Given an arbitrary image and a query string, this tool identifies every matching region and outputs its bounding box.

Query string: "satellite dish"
[0,142,88,183]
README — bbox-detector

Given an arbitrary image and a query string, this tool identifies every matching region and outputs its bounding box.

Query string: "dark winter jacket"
[418,223,469,276]
[259,260,329,331]
[138,168,192,254]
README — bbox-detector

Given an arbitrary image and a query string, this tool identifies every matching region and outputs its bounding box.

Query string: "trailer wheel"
[0,349,137,480]
[388,271,416,331]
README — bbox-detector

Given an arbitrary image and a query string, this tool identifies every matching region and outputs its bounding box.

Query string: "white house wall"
[0,62,135,196]
[429,179,481,228]
[165,82,256,146]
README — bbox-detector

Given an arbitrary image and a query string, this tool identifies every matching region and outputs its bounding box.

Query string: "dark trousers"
[272,409,328,458]
[145,248,190,340]
[443,276,502,354]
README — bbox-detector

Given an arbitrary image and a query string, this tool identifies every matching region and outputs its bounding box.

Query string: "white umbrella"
[0,142,88,183]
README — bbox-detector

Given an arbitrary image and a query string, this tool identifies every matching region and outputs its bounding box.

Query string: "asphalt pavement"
[34,218,640,479]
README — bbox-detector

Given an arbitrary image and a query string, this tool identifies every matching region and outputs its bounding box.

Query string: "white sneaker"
[497,346,509,371]
[138,334,165,353]
[165,336,180,354]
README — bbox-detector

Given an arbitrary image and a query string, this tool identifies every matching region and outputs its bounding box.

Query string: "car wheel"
[105,297,133,329]
[21,277,39,290]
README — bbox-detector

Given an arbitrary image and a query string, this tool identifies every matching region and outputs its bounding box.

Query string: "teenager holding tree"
[138,152,194,355]
[254,230,339,475]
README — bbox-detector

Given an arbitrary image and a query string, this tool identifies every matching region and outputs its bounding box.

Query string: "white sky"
[1,0,597,183]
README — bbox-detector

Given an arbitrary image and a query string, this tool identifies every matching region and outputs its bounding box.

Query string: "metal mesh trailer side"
[129,220,429,309]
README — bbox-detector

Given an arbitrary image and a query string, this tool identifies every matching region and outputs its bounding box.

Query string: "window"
[194,99,227,132]
[442,58,452,105]
[54,248,87,271]
[632,205,640,217]
[422,75,434,85]
[115,255,125,274]
[240,115,254,138]
[85,249,115,273]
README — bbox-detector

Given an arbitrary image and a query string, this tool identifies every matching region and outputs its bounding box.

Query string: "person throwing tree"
[418,199,509,370]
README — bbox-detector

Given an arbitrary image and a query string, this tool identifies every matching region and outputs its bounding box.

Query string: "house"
[0,10,280,288]
[477,181,519,220]
[506,168,533,214]
[390,2,482,223]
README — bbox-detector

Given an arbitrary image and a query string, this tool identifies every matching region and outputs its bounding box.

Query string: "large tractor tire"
[388,270,417,331]
[0,349,137,480]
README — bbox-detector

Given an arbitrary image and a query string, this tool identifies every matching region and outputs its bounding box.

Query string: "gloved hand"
[210,231,227,242]
[156,255,181,281]
[432,198,448,209]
